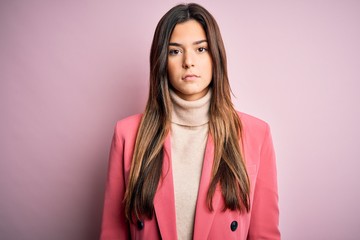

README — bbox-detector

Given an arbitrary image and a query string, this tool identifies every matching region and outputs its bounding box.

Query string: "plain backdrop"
[1,0,360,239]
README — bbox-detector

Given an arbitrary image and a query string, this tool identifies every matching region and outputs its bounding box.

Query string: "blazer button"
[230,221,238,231]
[137,220,144,230]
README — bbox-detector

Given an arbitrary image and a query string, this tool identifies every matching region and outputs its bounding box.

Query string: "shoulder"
[116,113,143,128]
[114,114,143,140]
[237,112,270,132]
[237,111,271,144]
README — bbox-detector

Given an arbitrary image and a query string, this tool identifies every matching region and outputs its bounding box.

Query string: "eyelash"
[198,47,208,53]
[168,47,208,55]
[169,49,181,55]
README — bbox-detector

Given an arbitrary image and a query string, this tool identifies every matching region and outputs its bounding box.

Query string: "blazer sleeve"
[247,124,281,239]
[100,124,130,239]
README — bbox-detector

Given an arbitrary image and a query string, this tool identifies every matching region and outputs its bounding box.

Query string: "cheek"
[204,59,213,80]
[167,63,179,88]
[167,60,177,78]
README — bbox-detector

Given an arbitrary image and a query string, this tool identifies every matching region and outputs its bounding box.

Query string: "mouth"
[182,74,200,81]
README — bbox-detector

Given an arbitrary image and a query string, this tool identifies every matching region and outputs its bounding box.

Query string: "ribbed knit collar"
[170,89,211,127]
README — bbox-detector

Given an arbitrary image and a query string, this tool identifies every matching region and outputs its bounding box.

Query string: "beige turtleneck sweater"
[170,89,211,240]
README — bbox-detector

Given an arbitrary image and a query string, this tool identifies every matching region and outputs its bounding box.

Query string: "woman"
[101,3,280,240]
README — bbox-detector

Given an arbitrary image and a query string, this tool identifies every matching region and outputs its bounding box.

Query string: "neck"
[170,89,212,127]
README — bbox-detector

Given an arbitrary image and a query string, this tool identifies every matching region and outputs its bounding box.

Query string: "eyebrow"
[169,40,208,47]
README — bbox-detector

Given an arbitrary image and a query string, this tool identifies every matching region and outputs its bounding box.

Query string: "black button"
[137,220,144,230]
[230,221,238,231]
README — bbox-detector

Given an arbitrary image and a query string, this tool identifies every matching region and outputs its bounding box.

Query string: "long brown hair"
[124,3,250,222]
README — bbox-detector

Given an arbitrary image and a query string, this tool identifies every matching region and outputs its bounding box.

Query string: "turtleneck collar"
[170,89,211,127]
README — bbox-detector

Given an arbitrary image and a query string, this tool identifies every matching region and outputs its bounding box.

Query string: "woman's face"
[167,20,213,101]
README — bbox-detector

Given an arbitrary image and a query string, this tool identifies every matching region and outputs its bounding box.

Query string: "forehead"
[169,20,207,42]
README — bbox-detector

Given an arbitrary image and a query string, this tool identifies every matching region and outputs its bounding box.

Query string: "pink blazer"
[100,112,280,239]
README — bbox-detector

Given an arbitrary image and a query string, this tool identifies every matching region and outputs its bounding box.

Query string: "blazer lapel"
[193,134,222,240]
[153,134,178,240]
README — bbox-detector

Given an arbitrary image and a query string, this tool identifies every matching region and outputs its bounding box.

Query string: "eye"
[169,49,181,55]
[198,47,208,53]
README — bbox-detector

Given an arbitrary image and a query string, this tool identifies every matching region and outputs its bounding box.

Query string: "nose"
[182,51,195,69]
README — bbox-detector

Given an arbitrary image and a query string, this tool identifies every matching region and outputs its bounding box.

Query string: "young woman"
[101,3,280,240]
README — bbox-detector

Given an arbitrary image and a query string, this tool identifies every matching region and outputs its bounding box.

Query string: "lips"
[182,74,199,81]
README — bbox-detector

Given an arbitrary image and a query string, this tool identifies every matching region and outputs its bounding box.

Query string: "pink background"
[1,1,360,239]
